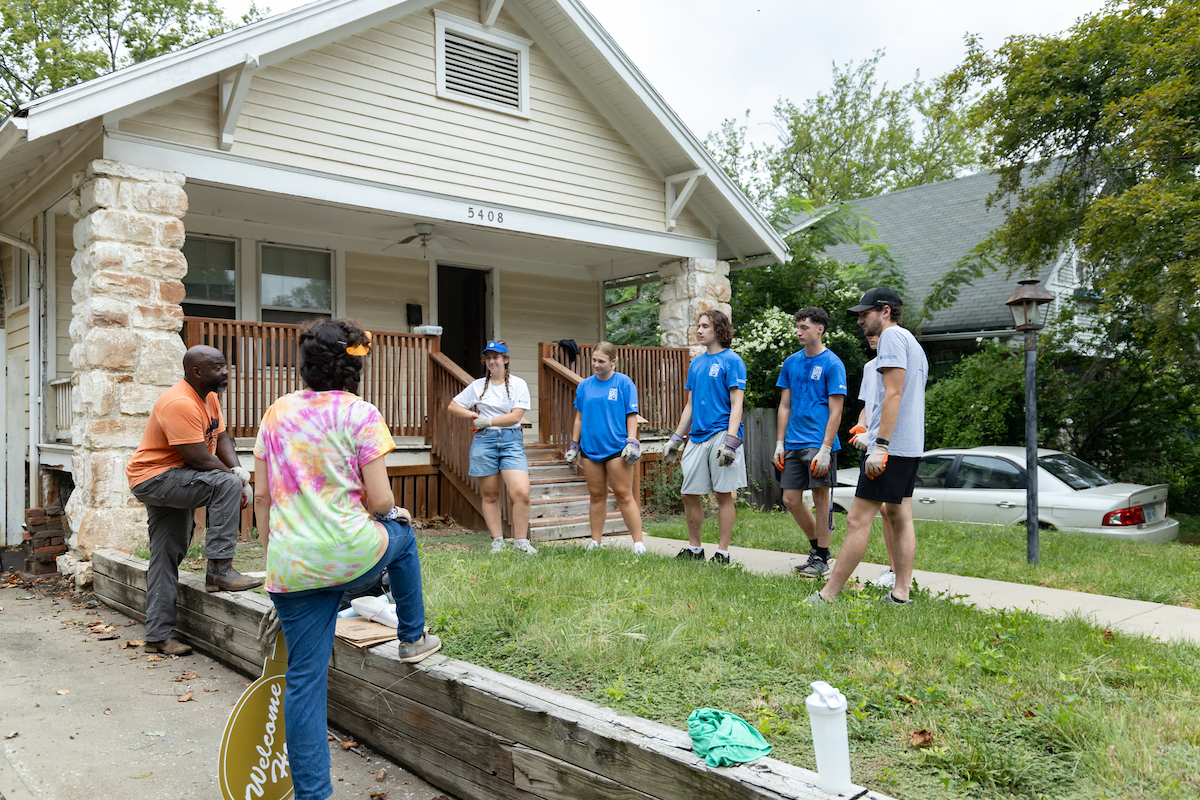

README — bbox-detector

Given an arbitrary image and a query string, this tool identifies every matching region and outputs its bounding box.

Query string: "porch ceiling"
[185,182,686,279]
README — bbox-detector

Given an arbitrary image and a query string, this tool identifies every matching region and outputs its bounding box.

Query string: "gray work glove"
[564,441,581,465]
[715,434,742,468]
[472,416,493,430]
[622,437,641,465]
[664,433,686,464]
[257,605,281,641]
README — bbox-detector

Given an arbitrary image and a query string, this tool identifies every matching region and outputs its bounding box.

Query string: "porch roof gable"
[2,0,787,266]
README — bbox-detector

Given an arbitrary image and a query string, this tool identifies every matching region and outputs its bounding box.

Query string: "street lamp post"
[1005,279,1055,565]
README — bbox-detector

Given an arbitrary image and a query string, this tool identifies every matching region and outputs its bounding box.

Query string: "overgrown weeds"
[419,540,1200,800]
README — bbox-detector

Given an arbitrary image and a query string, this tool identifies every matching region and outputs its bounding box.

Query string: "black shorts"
[583,450,622,464]
[854,455,920,505]
[780,447,838,491]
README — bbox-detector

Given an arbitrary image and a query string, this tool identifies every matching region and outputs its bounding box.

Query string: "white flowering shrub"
[731,307,802,409]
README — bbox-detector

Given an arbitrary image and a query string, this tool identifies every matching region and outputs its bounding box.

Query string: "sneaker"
[675,547,704,560]
[490,537,505,553]
[868,567,896,588]
[512,538,538,555]
[586,539,602,551]
[881,592,911,606]
[397,634,442,663]
[709,551,731,565]
[632,542,646,555]
[803,591,831,606]
[794,553,830,578]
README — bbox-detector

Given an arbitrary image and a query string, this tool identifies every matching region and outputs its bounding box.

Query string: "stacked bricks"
[63,159,189,558]
[657,257,732,354]
[23,506,68,575]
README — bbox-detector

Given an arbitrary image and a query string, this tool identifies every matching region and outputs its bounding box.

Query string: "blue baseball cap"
[482,341,509,355]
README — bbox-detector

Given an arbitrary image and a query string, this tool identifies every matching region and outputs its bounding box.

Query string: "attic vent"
[434,10,532,118]
[445,32,520,109]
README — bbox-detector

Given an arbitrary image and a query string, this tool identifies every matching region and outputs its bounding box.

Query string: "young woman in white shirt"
[448,341,536,554]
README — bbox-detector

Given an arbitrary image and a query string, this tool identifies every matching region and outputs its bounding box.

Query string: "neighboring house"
[0,0,787,550]
[786,169,1082,369]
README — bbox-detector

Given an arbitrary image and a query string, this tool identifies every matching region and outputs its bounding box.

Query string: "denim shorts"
[468,427,528,476]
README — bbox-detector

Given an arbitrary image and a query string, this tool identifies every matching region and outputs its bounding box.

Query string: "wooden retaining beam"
[91,549,889,800]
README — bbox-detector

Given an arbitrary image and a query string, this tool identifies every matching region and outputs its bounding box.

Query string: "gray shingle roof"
[796,171,1057,335]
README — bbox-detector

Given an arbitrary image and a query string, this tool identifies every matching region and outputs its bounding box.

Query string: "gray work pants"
[130,467,243,643]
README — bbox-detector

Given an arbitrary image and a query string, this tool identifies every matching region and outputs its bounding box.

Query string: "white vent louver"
[444,31,520,110]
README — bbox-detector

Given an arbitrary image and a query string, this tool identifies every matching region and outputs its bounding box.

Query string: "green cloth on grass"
[687,707,773,767]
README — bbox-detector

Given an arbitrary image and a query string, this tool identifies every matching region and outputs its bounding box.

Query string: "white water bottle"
[806,681,852,794]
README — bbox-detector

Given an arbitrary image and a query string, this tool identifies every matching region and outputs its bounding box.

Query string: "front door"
[438,265,488,375]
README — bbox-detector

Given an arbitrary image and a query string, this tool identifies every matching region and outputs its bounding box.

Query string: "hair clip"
[343,330,372,356]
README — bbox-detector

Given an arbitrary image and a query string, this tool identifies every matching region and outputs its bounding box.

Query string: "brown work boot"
[144,637,192,656]
[206,558,263,593]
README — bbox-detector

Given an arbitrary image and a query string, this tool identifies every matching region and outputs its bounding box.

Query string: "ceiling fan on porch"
[383,223,466,259]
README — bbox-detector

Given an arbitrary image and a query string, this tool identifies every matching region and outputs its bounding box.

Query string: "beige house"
[0,0,787,553]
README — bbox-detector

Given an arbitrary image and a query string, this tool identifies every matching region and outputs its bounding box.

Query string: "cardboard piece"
[335,617,397,649]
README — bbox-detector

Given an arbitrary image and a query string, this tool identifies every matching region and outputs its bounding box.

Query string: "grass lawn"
[415,537,1200,800]
[646,509,1200,608]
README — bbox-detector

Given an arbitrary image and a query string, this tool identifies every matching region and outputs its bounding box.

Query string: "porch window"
[181,236,236,319]
[434,11,531,118]
[260,244,332,325]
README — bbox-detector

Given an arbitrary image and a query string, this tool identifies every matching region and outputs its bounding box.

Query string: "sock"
[814,546,830,561]
[808,538,818,551]
[715,549,729,557]
[688,545,703,554]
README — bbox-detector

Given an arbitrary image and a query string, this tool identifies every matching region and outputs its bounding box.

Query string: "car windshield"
[1038,453,1116,490]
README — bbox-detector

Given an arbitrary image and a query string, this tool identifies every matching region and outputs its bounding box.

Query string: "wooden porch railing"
[429,350,510,532]
[538,342,691,444]
[182,317,433,438]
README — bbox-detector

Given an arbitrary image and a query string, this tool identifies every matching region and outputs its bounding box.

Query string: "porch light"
[1005,278,1055,331]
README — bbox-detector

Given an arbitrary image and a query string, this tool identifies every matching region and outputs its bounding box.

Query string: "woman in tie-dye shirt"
[253,318,440,800]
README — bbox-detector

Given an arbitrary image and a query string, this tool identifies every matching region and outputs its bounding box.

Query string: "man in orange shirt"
[127,345,261,656]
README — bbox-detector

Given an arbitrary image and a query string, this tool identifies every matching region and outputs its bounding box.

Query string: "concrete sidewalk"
[602,535,1200,647]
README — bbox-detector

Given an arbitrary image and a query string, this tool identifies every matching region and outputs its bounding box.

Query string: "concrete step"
[529,511,627,540]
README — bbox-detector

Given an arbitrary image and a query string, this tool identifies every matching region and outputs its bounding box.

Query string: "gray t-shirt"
[866,325,928,457]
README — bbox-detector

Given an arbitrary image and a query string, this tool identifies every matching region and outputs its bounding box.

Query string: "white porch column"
[64,159,188,557]
[657,257,732,354]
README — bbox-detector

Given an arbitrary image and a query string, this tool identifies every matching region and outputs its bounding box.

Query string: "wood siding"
[498,269,598,426]
[122,0,710,238]
[344,251,429,332]
[55,214,74,378]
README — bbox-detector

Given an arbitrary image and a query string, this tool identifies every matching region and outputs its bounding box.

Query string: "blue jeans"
[269,520,425,800]
[468,426,529,476]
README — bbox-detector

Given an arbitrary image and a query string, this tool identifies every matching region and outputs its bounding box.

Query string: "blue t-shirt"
[685,349,747,441]
[574,372,638,459]
[775,348,847,451]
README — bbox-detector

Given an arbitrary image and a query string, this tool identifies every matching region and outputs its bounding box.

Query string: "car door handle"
[918,497,936,504]
[997,501,1018,508]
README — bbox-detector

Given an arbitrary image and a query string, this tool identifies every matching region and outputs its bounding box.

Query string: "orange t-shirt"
[126,381,227,489]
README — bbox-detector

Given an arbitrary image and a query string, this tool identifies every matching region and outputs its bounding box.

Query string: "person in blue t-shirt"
[565,342,647,554]
[773,307,847,579]
[664,309,747,565]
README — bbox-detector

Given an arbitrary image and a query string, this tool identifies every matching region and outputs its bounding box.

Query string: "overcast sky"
[221,0,1108,145]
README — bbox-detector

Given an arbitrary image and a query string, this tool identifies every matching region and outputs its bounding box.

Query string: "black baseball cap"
[848,287,903,314]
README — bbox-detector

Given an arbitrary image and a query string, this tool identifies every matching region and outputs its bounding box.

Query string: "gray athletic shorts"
[780,447,838,491]
[681,434,748,495]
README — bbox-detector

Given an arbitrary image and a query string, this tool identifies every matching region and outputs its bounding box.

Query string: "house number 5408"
[468,207,504,224]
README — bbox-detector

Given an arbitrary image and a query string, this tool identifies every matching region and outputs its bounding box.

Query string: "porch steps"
[521,445,629,542]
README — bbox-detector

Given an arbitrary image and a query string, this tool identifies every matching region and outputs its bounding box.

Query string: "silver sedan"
[823,446,1179,542]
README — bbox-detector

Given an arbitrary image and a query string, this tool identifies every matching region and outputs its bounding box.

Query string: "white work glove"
[256,605,281,641]
[848,425,869,451]
[232,466,251,484]
[232,467,252,509]
[564,441,581,465]
[622,437,641,465]
[773,441,785,471]
[664,433,686,464]
[472,416,493,430]
[865,443,889,479]
[810,445,832,477]
[715,434,742,468]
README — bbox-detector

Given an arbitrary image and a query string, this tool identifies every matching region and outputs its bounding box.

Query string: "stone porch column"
[64,160,189,557]
[657,257,732,354]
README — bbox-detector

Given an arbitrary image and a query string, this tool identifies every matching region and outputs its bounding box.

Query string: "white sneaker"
[490,537,505,554]
[632,542,646,555]
[585,539,602,550]
[869,567,895,588]
[512,538,538,555]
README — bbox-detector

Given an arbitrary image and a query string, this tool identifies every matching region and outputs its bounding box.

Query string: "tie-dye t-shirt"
[253,390,395,593]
